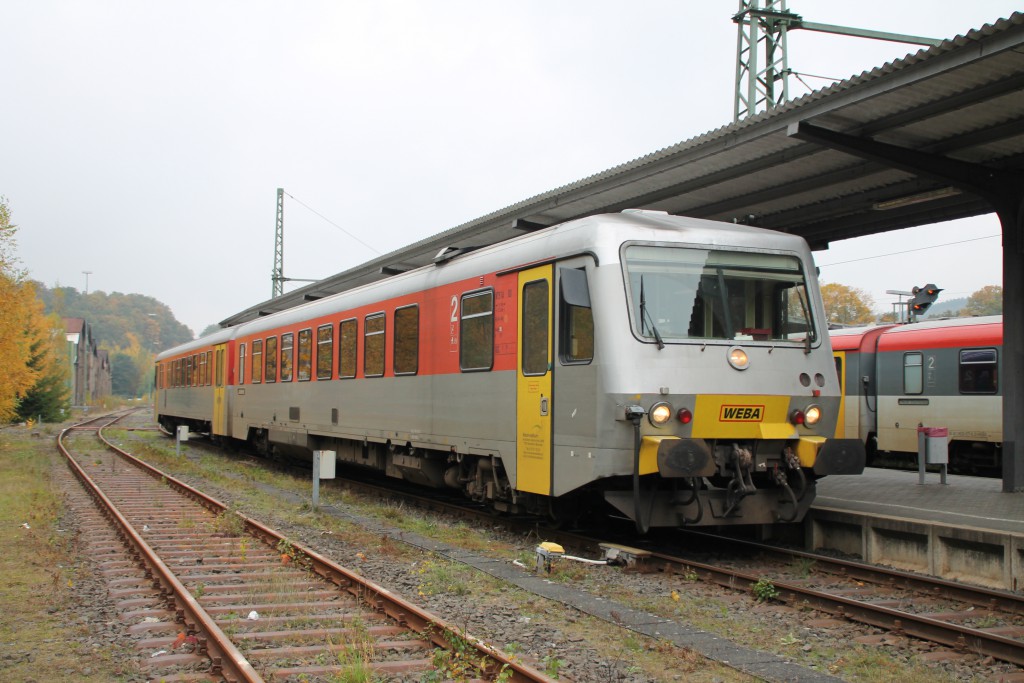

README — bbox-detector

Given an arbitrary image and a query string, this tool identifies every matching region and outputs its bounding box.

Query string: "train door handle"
[540,396,549,416]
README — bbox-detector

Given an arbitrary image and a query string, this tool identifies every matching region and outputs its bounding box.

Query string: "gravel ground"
[49,419,1024,682]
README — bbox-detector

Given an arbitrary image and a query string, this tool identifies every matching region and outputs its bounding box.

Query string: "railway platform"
[805,468,1024,592]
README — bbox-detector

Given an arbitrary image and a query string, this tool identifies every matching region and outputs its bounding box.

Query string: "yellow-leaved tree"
[820,283,876,327]
[961,285,1002,316]
[0,197,70,421]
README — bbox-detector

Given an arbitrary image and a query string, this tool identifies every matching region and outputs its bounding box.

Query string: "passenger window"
[265,337,278,383]
[339,319,357,379]
[252,339,263,383]
[297,329,312,381]
[364,313,385,377]
[522,281,549,375]
[394,305,419,375]
[559,268,593,365]
[280,333,294,382]
[959,348,998,394]
[903,352,923,395]
[316,325,333,380]
[238,343,246,385]
[460,290,493,372]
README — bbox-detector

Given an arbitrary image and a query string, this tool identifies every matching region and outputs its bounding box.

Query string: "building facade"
[64,317,112,406]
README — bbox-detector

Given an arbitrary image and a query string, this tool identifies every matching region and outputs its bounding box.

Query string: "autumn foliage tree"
[0,198,70,421]
[14,308,71,422]
[820,283,876,326]
[962,285,1002,316]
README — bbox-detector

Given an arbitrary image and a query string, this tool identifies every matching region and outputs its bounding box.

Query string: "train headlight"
[727,346,749,370]
[790,409,805,426]
[649,402,673,427]
[804,404,822,426]
[677,407,693,424]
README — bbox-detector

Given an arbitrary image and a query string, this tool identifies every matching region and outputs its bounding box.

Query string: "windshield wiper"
[795,286,813,355]
[640,276,665,350]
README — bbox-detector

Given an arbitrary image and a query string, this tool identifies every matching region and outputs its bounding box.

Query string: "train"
[155,210,865,532]
[831,315,1003,472]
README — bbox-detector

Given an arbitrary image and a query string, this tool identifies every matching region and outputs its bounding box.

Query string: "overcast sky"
[2,1,1017,336]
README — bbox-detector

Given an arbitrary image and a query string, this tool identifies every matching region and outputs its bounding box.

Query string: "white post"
[312,451,321,510]
[176,425,189,458]
[312,450,336,510]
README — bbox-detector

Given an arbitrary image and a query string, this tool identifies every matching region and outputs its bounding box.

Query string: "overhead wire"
[283,191,382,256]
[817,234,999,268]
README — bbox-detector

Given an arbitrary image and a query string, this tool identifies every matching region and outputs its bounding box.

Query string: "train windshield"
[623,245,817,344]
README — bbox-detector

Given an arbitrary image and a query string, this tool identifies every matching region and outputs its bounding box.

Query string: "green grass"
[0,428,138,681]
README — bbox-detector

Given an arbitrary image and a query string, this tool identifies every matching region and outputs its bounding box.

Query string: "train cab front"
[606,392,866,531]
[603,240,866,531]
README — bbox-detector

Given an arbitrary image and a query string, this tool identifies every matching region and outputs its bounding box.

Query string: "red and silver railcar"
[831,316,1003,470]
[156,210,864,530]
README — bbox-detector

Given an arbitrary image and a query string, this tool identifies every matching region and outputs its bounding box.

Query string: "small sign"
[315,450,336,479]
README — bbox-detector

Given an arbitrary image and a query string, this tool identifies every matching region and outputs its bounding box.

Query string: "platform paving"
[815,467,1024,535]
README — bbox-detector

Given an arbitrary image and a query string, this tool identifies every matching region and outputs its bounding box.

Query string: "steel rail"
[678,529,1024,614]
[645,546,1024,666]
[97,419,550,682]
[59,416,264,683]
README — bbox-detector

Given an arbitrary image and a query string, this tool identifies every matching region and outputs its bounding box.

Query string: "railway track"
[634,531,1024,667]
[120,419,1024,676]
[58,411,551,682]
[255,446,1024,669]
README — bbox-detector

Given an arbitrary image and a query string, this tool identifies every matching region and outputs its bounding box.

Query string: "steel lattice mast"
[272,187,284,298]
[733,1,941,121]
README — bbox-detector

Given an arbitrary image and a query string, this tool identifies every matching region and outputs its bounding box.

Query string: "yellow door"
[833,351,846,439]
[516,266,553,495]
[213,344,227,435]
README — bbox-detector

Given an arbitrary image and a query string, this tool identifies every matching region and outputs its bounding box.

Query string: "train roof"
[829,315,1003,354]
[162,211,817,353]
[876,315,1003,351]
[156,327,234,361]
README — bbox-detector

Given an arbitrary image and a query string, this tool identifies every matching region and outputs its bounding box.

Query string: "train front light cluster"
[644,402,693,427]
[790,404,822,426]
[727,346,750,370]
[649,402,673,427]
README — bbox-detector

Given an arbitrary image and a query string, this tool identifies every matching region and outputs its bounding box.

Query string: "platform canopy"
[222,12,1024,492]
[223,12,1023,326]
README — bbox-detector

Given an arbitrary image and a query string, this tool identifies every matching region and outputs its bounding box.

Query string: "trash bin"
[917,426,949,485]
[917,427,949,464]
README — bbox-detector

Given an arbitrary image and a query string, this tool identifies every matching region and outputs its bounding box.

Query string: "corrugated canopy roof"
[222,12,1024,327]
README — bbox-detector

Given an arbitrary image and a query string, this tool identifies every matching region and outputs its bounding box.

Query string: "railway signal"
[908,283,942,320]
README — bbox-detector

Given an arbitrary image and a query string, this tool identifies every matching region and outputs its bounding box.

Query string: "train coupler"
[721,444,756,517]
[772,468,801,522]
[781,446,809,501]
